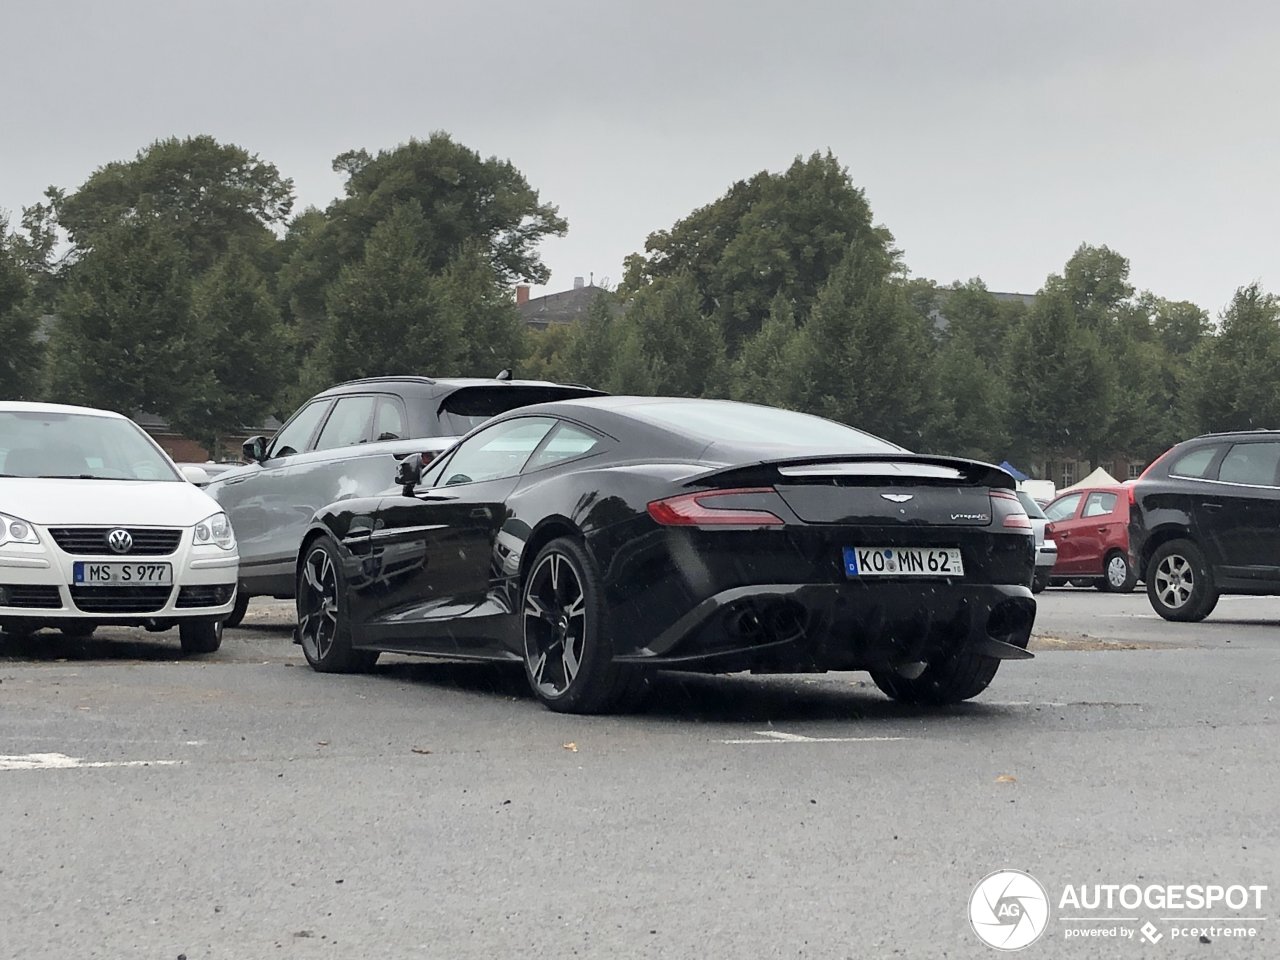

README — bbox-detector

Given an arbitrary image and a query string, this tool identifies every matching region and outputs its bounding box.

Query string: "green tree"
[0,226,41,399]
[281,134,566,329]
[54,135,293,273]
[521,324,575,383]
[621,151,892,352]
[1189,284,1280,431]
[730,294,800,407]
[45,221,197,416]
[167,249,289,454]
[605,273,725,396]
[304,202,466,391]
[432,245,528,376]
[561,291,621,388]
[1004,285,1114,463]
[770,239,937,446]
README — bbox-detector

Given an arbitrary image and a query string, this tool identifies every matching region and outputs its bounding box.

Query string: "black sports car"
[294,397,1037,713]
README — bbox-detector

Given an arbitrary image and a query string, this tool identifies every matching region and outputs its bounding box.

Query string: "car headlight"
[0,512,39,547]
[193,512,236,550]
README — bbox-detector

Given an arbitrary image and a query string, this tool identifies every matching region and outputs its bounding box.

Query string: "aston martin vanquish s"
[294,397,1036,712]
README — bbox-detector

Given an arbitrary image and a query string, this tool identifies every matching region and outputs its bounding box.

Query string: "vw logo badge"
[107,528,133,554]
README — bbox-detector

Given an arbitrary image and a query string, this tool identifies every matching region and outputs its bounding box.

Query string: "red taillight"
[990,487,1032,529]
[647,487,784,527]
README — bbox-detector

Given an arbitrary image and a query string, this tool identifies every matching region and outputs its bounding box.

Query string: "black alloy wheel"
[1146,538,1219,623]
[521,537,648,714]
[297,538,378,673]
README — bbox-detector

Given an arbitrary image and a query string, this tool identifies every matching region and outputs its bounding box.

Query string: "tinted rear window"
[1016,491,1047,519]
[1218,442,1280,486]
[437,386,601,435]
[622,400,902,451]
[1169,446,1221,479]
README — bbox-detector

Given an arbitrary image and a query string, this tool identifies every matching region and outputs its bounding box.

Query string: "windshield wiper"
[36,474,137,480]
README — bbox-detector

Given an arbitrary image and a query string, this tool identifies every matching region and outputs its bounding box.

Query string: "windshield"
[1016,491,1048,519]
[0,410,181,481]
[623,399,904,452]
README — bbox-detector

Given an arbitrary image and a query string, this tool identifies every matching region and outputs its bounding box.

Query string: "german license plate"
[843,546,963,578]
[73,562,173,585]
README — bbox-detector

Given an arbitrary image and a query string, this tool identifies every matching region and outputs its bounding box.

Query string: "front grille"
[49,527,184,556]
[0,584,63,609]
[70,585,173,614]
[176,585,235,608]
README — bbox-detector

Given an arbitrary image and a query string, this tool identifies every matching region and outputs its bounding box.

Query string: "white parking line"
[0,752,182,771]
[717,731,909,745]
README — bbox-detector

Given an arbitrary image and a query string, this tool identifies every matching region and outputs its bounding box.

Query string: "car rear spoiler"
[686,454,1015,491]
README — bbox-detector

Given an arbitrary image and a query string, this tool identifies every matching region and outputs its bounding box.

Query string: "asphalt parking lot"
[2,590,1276,959]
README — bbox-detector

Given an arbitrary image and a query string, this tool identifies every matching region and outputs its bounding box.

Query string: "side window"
[1217,442,1280,487]
[525,422,605,472]
[1044,493,1082,522]
[435,417,557,487]
[268,400,331,459]
[373,397,407,441]
[314,395,378,452]
[1082,492,1118,518]
[1170,446,1220,479]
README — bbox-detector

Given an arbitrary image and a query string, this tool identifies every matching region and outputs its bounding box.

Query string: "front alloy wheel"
[1146,538,1218,622]
[521,537,648,714]
[297,539,378,673]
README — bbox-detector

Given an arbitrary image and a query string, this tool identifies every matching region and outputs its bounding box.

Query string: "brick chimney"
[515,284,530,305]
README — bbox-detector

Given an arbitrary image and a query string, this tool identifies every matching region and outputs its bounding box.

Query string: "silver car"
[1017,491,1057,593]
[205,375,603,625]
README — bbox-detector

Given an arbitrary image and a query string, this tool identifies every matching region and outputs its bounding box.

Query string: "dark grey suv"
[206,376,603,624]
[1129,430,1280,621]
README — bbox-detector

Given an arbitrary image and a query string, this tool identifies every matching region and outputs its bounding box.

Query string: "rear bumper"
[614,581,1035,671]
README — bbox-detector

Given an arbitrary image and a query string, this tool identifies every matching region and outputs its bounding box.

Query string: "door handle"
[1200,501,1224,510]
[226,477,247,485]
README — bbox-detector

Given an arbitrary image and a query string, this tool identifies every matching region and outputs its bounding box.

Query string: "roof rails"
[1195,428,1280,438]
[331,375,438,388]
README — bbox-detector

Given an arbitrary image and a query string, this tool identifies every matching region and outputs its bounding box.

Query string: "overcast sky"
[2,0,1277,314]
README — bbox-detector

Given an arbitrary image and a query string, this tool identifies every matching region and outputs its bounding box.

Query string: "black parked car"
[1130,430,1280,621]
[207,376,603,624]
[294,396,1037,713]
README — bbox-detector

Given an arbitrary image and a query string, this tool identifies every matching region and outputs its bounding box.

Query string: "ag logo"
[969,869,1049,951]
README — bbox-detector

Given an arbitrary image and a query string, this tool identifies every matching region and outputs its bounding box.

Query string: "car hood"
[0,478,221,526]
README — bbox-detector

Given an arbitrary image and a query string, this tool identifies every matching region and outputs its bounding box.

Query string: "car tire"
[1146,538,1219,622]
[179,619,223,654]
[296,537,379,673]
[1099,551,1137,593]
[521,537,648,714]
[870,648,1001,705]
[222,589,250,628]
[60,622,98,639]
[1031,571,1050,594]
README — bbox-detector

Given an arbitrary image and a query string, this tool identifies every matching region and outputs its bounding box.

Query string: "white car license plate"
[843,546,963,578]
[73,562,173,586]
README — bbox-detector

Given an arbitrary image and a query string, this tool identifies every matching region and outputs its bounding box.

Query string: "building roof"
[517,284,609,329]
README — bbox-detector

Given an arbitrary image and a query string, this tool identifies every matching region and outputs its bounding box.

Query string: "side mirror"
[396,453,425,493]
[242,436,267,463]
[180,465,211,486]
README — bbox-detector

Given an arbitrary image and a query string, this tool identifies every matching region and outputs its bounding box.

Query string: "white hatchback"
[0,402,240,653]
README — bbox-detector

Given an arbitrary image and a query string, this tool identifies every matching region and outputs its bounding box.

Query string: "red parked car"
[1043,485,1137,592]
